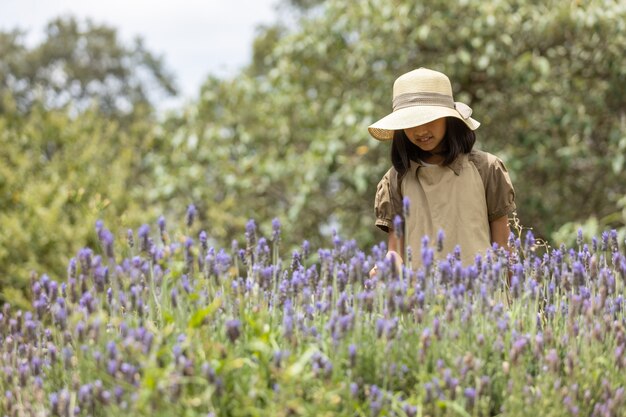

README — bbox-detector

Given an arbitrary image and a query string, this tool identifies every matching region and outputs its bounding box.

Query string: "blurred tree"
[283,0,326,11]
[0,16,176,306]
[159,0,626,252]
[3,1,626,307]
[0,96,167,307]
[0,16,177,116]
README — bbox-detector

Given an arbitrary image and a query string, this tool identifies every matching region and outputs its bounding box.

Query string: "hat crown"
[392,68,453,99]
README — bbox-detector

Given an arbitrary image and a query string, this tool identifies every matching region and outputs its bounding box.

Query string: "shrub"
[1,215,625,416]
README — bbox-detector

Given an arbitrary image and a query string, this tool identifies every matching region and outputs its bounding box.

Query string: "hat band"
[392,92,455,111]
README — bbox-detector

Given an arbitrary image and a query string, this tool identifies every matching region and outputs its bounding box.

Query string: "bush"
[163,0,626,251]
[1,215,625,416]
[0,101,162,307]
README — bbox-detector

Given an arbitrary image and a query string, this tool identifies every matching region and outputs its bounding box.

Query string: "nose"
[409,127,428,137]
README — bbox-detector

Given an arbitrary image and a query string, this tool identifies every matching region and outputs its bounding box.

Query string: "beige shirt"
[374,150,516,268]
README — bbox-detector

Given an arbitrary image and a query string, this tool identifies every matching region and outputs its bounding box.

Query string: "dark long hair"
[390,117,476,178]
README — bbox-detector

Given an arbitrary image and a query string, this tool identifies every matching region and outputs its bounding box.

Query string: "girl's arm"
[490,215,511,250]
[490,215,513,290]
[370,229,404,277]
[387,227,405,258]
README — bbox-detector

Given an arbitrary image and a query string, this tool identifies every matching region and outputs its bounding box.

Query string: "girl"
[369,68,516,271]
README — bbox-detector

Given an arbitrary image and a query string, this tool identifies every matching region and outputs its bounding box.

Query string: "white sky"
[0,0,281,106]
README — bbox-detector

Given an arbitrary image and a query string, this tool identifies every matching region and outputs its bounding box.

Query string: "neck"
[423,154,444,165]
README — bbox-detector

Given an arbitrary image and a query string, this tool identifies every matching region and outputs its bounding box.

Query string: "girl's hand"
[369,250,404,277]
[386,250,404,272]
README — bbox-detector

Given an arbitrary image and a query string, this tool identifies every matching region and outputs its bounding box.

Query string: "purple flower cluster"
[1,216,626,416]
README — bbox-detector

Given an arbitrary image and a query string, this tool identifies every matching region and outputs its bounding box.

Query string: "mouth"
[414,136,433,143]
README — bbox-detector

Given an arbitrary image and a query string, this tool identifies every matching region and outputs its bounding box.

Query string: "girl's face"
[403,118,447,153]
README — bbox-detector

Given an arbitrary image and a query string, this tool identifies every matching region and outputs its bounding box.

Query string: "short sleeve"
[484,157,516,222]
[374,168,402,233]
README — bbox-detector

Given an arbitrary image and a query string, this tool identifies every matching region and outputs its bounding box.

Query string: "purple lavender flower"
[614,345,625,369]
[78,248,94,274]
[422,246,434,270]
[95,219,104,235]
[338,314,353,335]
[49,392,59,413]
[600,231,609,251]
[464,387,476,407]
[78,384,92,405]
[137,224,150,252]
[421,327,431,349]
[350,382,359,397]
[199,230,208,251]
[576,228,583,247]
[403,404,417,417]
[66,258,77,281]
[184,238,195,273]
[99,228,115,259]
[158,215,166,233]
[376,318,385,338]
[54,304,67,330]
[272,350,287,368]
[100,390,111,405]
[497,316,508,332]
[283,314,294,340]
[433,317,441,339]
[332,229,342,249]
[47,281,59,301]
[170,288,178,308]
[348,344,357,368]
[453,245,462,261]
[572,261,585,287]
[545,349,559,371]
[114,386,124,404]
[510,274,520,297]
[62,346,73,369]
[226,319,241,342]
[245,219,257,246]
[368,384,383,416]
[272,217,281,242]
[524,230,535,251]
[186,204,197,227]
[302,240,310,259]
[510,336,528,363]
[424,382,433,403]
[180,274,193,294]
[402,196,410,218]
[18,363,29,387]
[2,391,15,415]
[609,229,619,252]
[393,215,403,238]
[437,229,445,252]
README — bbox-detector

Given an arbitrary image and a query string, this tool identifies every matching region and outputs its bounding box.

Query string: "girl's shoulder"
[380,166,401,197]
[467,149,510,179]
[468,149,502,167]
[467,150,516,220]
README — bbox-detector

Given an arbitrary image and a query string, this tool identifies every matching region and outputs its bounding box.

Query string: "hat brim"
[368,105,480,141]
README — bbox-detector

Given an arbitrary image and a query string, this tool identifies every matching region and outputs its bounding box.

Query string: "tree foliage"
[0,16,178,305]
[0,97,166,306]
[2,2,626,302]
[0,16,177,116]
[160,0,626,250]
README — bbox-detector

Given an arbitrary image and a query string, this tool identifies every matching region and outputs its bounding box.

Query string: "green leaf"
[285,346,318,378]
[187,297,222,329]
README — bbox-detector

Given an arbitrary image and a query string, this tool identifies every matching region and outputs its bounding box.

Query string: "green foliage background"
[1,0,626,304]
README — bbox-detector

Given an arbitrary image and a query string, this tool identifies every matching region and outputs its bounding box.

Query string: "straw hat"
[368,68,480,141]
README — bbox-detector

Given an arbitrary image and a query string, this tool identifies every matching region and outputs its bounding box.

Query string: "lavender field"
[1,211,626,417]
